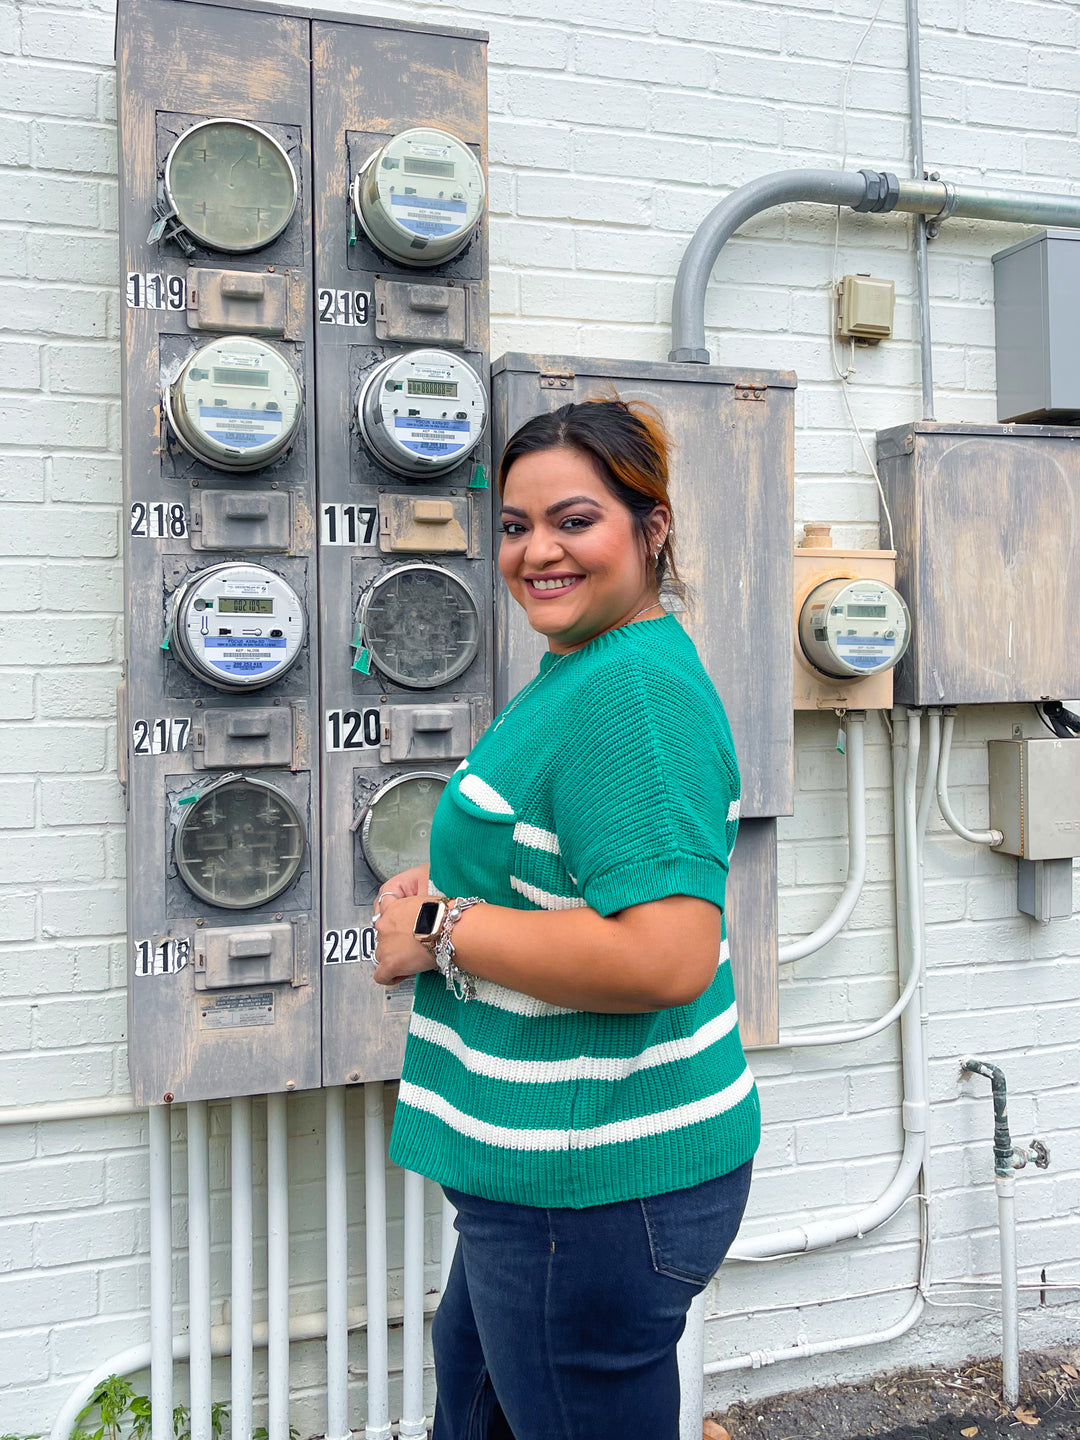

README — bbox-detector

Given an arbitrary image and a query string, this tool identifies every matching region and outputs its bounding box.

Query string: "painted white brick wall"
[2,0,1079,1429]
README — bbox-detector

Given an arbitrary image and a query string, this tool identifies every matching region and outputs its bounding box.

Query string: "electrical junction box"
[793,530,902,711]
[877,421,1080,706]
[992,229,1080,423]
[837,273,895,344]
[988,738,1080,860]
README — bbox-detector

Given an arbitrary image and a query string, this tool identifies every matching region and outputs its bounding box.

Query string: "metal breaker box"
[877,421,1080,707]
[993,228,1080,423]
[988,738,1080,860]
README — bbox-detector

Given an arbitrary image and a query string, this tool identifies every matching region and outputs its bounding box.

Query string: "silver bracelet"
[434,896,485,1001]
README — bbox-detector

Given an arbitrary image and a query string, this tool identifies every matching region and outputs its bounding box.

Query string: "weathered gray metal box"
[877,422,1080,706]
[988,738,1080,860]
[993,229,1080,424]
[491,354,795,1047]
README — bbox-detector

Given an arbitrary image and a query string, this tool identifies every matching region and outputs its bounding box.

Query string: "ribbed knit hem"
[583,852,728,918]
[388,1083,760,1209]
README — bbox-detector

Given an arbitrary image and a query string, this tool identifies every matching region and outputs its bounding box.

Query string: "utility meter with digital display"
[798,578,911,679]
[166,336,303,471]
[164,118,298,252]
[359,771,446,882]
[175,774,305,908]
[357,563,480,689]
[170,562,305,691]
[357,349,486,477]
[352,126,485,267]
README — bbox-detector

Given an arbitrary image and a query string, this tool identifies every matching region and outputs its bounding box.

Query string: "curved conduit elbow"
[669,168,1080,362]
[778,712,867,965]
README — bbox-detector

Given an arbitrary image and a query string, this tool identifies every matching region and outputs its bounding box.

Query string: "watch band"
[434,896,485,1001]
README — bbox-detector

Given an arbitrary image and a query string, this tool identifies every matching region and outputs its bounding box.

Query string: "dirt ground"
[709,1345,1080,1440]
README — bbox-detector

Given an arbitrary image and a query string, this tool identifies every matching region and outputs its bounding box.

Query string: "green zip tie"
[160,624,172,652]
[350,622,364,649]
[178,793,198,805]
[352,647,372,675]
[469,463,488,490]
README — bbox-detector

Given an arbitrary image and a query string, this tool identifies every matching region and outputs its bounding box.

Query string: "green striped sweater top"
[388,612,760,1207]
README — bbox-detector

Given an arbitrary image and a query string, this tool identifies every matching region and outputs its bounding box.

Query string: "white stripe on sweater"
[397,1065,755,1152]
[458,772,514,815]
[727,798,740,822]
[510,875,586,910]
[410,1002,739,1085]
[470,979,576,1017]
[513,821,560,855]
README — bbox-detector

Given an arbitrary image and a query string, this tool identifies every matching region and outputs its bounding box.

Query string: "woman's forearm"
[447,895,721,1013]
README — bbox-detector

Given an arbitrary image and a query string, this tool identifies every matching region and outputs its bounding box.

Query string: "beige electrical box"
[837,274,895,343]
[794,529,899,710]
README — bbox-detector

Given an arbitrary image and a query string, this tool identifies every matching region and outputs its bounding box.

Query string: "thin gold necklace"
[492,602,664,731]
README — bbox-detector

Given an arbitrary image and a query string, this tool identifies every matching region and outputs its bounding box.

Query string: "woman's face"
[499,446,668,653]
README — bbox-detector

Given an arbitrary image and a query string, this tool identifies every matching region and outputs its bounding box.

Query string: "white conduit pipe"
[267,1093,290,1440]
[400,1171,428,1439]
[0,1094,140,1126]
[708,711,929,1374]
[439,1192,458,1292]
[186,1101,212,1440]
[917,708,941,846]
[729,712,928,1261]
[779,712,867,964]
[677,1292,707,1440]
[231,1097,254,1440]
[149,1105,174,1440]
[997,1174,1021,1405]
[50,1294,446,1440]
[365,1082,392,1440]
[325,1086,351,1440]
[937,712,1004,847]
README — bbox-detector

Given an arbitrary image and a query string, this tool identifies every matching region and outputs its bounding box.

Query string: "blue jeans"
[432,1161,753,1440]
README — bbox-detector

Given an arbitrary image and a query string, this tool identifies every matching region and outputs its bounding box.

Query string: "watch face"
[415,900,443,935]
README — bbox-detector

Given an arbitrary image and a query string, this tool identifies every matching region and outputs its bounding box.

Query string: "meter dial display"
[171,562,305,692]
[358,564,480,689]
[175,776,304,909]
[352,127,485,267]
[164,118,298,253]
[360,771,446,883]
[166,337,303,472]
[358,350,486,478]
[798,577,911,679]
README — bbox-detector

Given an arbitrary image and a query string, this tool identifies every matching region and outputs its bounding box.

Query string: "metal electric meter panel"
[492,355,796,1047]
[117,0,323,1104]
[352,126,486,268]
[877,422,1080,706]
[165,336,304,471]
[313,18,490,1085]
[797,577,910,679]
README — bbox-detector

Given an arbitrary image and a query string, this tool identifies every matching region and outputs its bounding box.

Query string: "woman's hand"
[371,893,438,988]
[372,863,431,906]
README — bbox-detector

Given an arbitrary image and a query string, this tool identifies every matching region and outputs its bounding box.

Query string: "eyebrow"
[500,495,605,519]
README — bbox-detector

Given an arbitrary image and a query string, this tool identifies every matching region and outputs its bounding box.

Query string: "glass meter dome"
[164,118,298,253]
[352,126,485,267]
[170,562,306,692]
[357,563,480,689]
[359,772,446,883]
[357,350,486,479]
[175,776,305,909]
[798,577,911,679]
[166,336,303,472]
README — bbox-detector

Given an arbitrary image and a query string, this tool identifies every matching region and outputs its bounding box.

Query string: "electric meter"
[358,350,486,478]
[351,127,485,267]
[798,578,911,679]
[164,118,298,253]
[358,563,480,689]
[175,775,304,908]
[166,337,303,472]
[171,562,305,692]
[359,771,446,882]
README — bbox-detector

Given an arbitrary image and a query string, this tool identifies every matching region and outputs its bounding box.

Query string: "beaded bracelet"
[434,896,485,1001]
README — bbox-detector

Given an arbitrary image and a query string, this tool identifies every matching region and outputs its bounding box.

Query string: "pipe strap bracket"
[926,180,959,238]
[854,170,901,213]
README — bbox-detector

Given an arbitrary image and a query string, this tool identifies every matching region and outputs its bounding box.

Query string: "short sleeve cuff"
[581,852,728,918]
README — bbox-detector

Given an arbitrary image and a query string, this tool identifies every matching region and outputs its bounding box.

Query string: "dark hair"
[497,397,684,599]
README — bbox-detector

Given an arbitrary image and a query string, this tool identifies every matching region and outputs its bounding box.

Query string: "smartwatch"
[413,899,448,955]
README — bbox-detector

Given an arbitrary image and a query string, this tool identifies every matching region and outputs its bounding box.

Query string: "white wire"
[827,0,896,550]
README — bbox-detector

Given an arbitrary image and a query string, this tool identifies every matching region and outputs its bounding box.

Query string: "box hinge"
[735,383,767,402]
[540,370,575,390]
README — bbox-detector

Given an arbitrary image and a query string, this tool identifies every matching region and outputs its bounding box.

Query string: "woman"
[372,398,759,1440]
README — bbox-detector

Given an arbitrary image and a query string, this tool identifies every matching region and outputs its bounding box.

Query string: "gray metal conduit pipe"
[669,169,1080,363]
